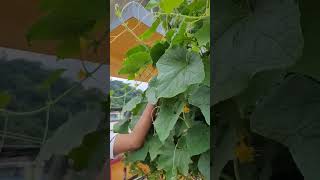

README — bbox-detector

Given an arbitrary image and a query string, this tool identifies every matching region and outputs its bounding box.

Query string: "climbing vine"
[212,0,320,180]
[0,0,108,179]
[113,0,210,179]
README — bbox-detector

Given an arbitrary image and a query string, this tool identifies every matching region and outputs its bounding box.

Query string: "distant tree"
[0,58,105,144]
[110,80,142,108]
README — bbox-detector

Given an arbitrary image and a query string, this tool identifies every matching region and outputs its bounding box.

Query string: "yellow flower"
[136,162,150,175]
[235,139,255,163]
[183,104,190,113]
[77,69,87,80]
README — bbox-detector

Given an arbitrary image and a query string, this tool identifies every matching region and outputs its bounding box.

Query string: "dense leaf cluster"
[114,0,210,179]
[213,1,320,180]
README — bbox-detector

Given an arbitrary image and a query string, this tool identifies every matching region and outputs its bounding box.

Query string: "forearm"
[113,103,156,156]
[130,103,155,147]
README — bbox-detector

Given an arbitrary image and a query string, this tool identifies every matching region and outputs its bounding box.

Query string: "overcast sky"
[111,76,148,91]
[1,47,148,93]
[0,47,108,94]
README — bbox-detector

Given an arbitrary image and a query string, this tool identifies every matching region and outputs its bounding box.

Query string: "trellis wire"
[0,63,104,155]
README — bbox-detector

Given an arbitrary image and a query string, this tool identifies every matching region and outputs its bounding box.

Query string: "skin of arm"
[113,103,155,157]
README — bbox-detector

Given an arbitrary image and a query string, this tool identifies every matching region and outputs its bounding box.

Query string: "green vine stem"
[172,140,179,178]
[42,91,51,145]
[182,112,191,128]
[113,1,209,44]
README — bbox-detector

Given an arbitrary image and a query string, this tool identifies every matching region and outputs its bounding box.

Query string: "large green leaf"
[157,141,178,179]
[186,123,210,156]
[157,139,192,177]
[36,110,103,162]
[113,118,130,133]
[126,141,149,162]
[154,98,184,143]
[26,0,105,62]
[148,135,163,160]
[56,37,80,59]
[213,0,250,40]
[195,18,210,47]
[212,101,238,180]
[188,85,210,125]
[125,135,161,163]
[289,1,320,81]
[212,0,303,105]
[27,0,106,44]
[68,130,106,171]
[156,46,205,99]
[159,0,184,13]
[122,96,142,113]
[118,52,152,79]
[27,13,95,41]
[140,18,161,41]
[145,76,158,104]
[171,19,187,46]
[125,45,149,57]
[198,151,210,180]
[235,69,286,117]
[150,41,169,66]
[251,75,320,180]
[39,0,107,20]
[174,147,192,176]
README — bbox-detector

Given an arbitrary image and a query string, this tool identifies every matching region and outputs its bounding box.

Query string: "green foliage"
[198,151,210,180]
[150,41,169,66]
[110,80,143,108]
[185,123,210,156]
[154,98,184,143]
[68,130,106,171]
[140,18,161,40]
[212,0,320,180]
[188,85,210,125]
[118,52,152,80]
[251,75,320,180]
[113,118,130,134]
[22,0,108,178]
[118,0,210,179]
[212,0,303,105]
[194,18,210,47]
[121,96,142,113]
[36,110,103,163]
[155,46,205,99]
[159,0,184,13]
[0,59,104,140]
[26,0,107,59]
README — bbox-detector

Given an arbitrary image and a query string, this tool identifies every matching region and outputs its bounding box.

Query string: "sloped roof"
[0,0,106,64]
[110,1,164,81]
[0,0,162,81]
